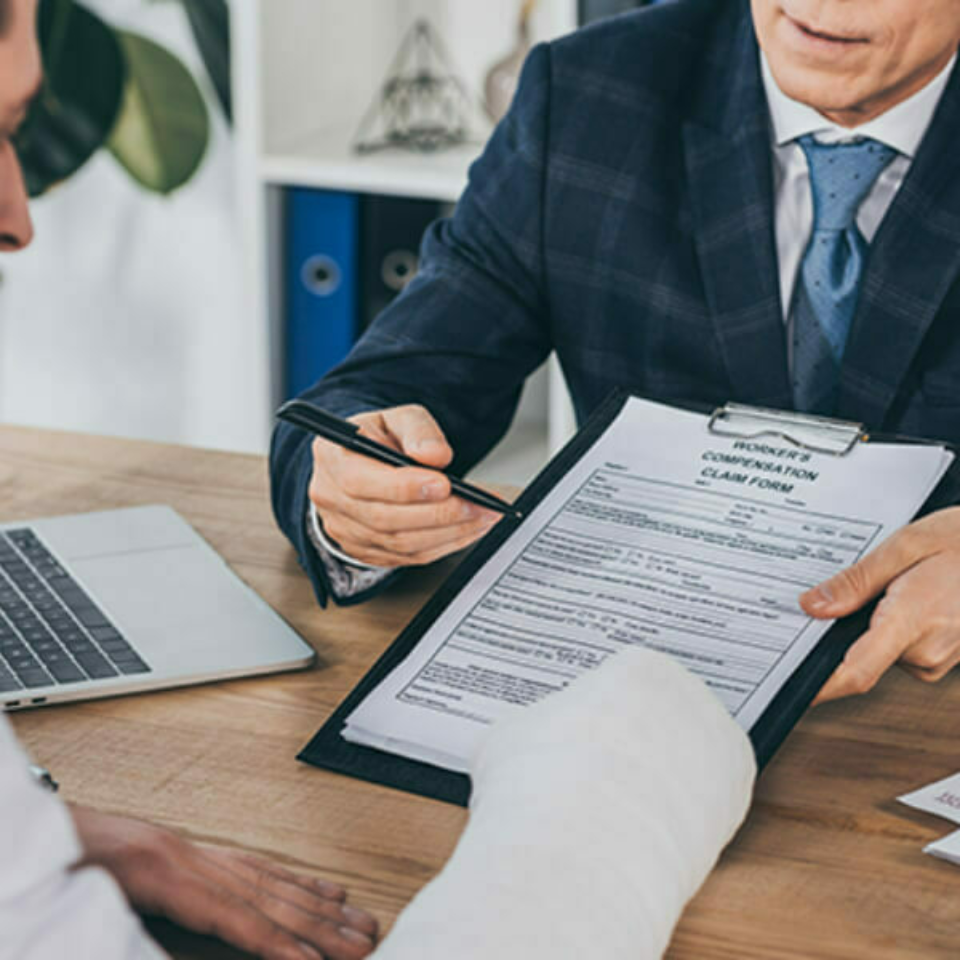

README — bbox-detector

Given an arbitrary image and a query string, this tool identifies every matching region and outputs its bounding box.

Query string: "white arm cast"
[374,647,757,960]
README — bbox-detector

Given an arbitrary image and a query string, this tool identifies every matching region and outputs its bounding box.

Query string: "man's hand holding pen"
[308,405,502,568]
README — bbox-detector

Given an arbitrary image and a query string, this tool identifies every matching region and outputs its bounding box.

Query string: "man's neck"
[762,50,957,159]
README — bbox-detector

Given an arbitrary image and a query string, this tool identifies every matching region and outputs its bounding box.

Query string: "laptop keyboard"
[0,528,150,695]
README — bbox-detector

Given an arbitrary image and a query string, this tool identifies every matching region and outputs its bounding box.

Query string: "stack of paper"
[344,398,953,773]
[899,773,960,864]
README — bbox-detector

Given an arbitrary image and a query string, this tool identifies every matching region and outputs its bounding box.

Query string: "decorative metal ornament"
[353,20,477,155]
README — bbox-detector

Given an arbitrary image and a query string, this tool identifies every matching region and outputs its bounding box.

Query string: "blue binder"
[285,188,360,398]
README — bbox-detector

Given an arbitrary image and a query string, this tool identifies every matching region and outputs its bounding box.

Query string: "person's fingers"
[898,631,960,683]
[322,511,498,567]
[321,484,498,534]
[326,522,495,569]
[395,523,499,567]
[307,404,487,567]
[349,413,395,449]
[193,848,354,926]
[186,848,377,959]
[378,405,454,467]
[239,893,377,955]
[215,851,347,903]
[812,603,916,704]
[199,847,355,918]
[69,808,375,959]
[312,440,451,506]
[800,525,932,619]
[149,865,338,960]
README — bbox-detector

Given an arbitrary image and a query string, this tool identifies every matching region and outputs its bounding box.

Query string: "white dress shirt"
[762,52,956,323]
[0,715,165,960]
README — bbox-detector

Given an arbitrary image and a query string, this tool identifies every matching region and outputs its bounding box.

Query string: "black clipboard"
[298,390,960,806]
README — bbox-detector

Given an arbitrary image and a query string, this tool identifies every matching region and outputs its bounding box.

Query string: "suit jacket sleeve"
[270,44,555,607]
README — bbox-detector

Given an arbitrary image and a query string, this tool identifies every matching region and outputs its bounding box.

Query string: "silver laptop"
[0,505,315,711]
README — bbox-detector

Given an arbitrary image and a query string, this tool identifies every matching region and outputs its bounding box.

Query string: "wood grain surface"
[3,422,959,959]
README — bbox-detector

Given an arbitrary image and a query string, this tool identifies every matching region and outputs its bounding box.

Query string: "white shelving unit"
[232,0,580,479]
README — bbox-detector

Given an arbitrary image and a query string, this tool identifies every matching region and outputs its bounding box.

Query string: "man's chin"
[768,59,874,122]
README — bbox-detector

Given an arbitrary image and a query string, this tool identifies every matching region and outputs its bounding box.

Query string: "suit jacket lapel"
[681,6,793,409]
[837,61,960,427]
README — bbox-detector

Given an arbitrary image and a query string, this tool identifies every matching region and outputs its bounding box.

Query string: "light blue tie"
[792,135,897,414]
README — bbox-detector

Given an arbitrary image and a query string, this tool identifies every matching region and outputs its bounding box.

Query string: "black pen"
[276,400,523,519]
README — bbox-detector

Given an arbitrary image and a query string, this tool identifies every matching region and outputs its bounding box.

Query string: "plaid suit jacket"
[271,0,960,606]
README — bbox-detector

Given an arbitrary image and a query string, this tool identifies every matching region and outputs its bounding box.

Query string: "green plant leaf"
[179,0,232,124]
[107,30,210,195]
[15,0,126,197]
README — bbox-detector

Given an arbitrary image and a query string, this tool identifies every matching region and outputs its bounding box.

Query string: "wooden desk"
[4,423,960,959]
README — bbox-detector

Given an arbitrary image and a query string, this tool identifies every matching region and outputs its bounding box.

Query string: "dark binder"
[579,0,650,26]
[297,391,960,807]
[359,195,444,333]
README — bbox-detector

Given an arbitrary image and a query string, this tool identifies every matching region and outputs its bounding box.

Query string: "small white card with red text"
[899,772,960,827]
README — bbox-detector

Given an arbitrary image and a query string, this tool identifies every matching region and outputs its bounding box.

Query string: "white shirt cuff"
[305,504,396,601]
[309,504,385,571]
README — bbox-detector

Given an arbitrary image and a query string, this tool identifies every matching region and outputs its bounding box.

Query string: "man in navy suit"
[272,0,960,703]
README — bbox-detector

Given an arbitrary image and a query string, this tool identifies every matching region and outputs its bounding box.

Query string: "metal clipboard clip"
[707,403,867,457]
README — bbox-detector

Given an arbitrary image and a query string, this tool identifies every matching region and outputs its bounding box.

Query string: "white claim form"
[344,398,953,772]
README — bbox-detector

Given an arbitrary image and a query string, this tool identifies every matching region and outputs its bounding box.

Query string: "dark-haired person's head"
[0,0,38,251]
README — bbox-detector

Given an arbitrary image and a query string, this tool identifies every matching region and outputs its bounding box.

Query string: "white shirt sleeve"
[374,647,757,960]
[0,716,166,960]
[306,503,396,599]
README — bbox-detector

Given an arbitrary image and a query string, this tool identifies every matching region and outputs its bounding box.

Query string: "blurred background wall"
[0,0,256,451]
[0,0,648,480]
